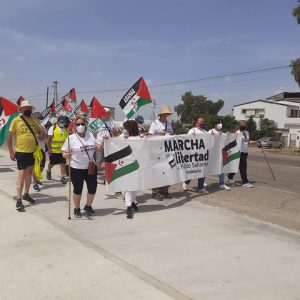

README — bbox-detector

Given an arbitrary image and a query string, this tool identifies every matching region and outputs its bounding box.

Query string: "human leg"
[239,152,248,184]
[84,171,97,216]
[219,173,231,191]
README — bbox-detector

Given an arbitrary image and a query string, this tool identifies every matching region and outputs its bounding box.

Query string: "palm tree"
[290,58,300,88]
[292,0,300,24]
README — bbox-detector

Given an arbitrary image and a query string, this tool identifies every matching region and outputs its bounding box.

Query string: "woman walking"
[183,117,208,193]
[61,115,102,218]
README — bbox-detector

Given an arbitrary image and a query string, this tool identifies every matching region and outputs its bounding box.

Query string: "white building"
[232,92,300,147]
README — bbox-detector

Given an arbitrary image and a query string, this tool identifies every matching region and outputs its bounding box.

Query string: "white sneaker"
[219,184,231,191]
[242,183,253,188]
[198,188,209,194]
[226,176,234,184]
[182,182,188,191]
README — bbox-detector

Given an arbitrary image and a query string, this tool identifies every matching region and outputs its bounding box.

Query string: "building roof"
[233,99,291,108]
[266,92,300,101]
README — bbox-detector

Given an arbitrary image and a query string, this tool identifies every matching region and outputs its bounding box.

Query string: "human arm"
[7,132,15,161]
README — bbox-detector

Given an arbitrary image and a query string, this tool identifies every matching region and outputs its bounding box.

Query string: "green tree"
[259,118,278,138]
[221,115,238,132]
[292,0,300,24]
[175,92,224,124]
[171,120,188,134]
[246,117,260,140]
[290,58,300,88]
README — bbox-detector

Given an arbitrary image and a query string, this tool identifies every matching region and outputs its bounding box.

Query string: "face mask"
[216,123,222,130]
[239,125,246,131]
[123,129,129,137]
[23,110,32,117]
[76,125,85,133]
[166,115,172,123]
[198,123,205,129]
[58,122,65,128]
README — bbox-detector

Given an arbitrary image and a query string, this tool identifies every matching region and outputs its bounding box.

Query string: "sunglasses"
[75,123,85,126]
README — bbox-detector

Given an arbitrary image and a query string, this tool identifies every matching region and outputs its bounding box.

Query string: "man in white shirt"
[149,105,173,200]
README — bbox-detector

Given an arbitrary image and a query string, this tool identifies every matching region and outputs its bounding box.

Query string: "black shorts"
[70,167,98,195]
[15,152,34,170]
[49,153,66,165]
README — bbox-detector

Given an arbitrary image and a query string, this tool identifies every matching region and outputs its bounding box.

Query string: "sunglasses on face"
[75,123,85,126]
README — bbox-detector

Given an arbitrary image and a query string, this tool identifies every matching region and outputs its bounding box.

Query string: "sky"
[0,0,299,121]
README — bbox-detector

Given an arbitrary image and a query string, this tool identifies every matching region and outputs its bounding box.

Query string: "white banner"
[104,133,242,193]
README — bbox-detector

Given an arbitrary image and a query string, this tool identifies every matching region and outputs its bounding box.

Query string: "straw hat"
[158,105,173,115]
[19,100,35,111]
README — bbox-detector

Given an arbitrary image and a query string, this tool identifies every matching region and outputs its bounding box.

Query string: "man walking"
[7,100,41,210]
[46,115,68,184]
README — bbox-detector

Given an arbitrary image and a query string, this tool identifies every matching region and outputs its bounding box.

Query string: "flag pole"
[259,143,276,181]
[67,137,72,219]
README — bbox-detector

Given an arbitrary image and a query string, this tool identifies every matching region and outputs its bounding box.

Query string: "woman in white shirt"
[62,115,102,218]
[183,117,208,193]
[207,119,231,191]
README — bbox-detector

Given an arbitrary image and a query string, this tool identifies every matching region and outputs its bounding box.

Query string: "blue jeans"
[218,173,224,185]
[185,177,205,189]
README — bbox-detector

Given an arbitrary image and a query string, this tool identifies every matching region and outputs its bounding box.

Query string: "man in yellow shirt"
[46,115,69,184]
[7,100,42,210]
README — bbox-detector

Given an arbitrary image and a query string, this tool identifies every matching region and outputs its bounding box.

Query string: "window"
[290,110,299,118]
[242,109,246,114]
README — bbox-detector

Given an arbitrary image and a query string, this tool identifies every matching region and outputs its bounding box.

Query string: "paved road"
[248,148,300,194]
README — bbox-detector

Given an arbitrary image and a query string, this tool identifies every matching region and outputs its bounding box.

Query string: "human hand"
[63,152,71,159]
[9,151,15,161]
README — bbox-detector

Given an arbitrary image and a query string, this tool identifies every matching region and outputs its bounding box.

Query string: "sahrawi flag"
[0,97,19,147]
[105,145,139,184]
[222,134,241,173]
[119,77,151,119]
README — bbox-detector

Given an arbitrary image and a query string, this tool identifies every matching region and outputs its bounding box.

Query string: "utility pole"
[52,81,58,106]
[152,98,157,121]
[46,86,49,108]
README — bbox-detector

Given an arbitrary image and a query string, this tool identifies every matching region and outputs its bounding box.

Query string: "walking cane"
[67,137,72,220]
[259,142,276,181]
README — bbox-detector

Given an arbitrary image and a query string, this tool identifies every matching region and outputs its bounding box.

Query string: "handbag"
[75,133,96,175]
[87,160,96,176]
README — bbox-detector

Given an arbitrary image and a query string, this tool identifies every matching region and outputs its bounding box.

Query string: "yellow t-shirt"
[9,116,39,153]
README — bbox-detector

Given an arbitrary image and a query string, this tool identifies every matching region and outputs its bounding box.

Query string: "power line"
[9,64,290,100]
[72,65,290,94]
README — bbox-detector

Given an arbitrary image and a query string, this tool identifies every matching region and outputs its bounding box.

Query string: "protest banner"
[104,133,241,193]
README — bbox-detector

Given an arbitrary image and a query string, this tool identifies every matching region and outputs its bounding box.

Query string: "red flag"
[0,97,19,116]
[137,77,151,102]
[69,88,76,102]
[50,100,56,113]
[80,99,89,113]
[63,99,73,112]
[90,97,110,119]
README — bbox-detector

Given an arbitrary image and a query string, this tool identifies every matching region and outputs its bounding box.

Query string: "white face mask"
[216,123,222,130]
[166,115,172,123]
[76,125,85,133]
